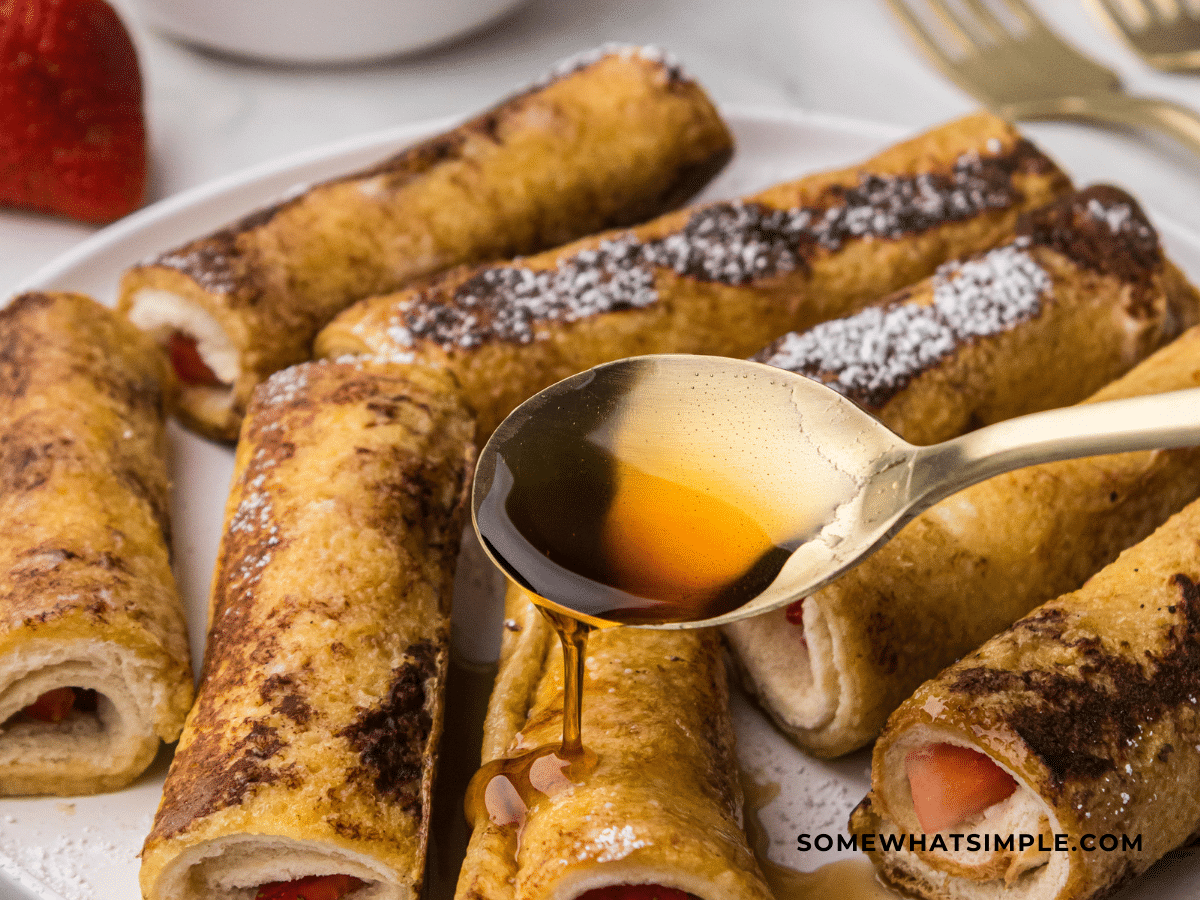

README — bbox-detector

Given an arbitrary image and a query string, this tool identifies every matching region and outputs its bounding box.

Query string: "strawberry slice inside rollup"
[579,887,695,900]
[784,598,809,648]
[905,743,1018,834]
[255,874,365,900]
[784,597,805,625]
[168,332,225,387]
[20,687,79,723]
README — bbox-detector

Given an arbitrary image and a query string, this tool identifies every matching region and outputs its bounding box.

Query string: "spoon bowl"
[472,354,1200,629]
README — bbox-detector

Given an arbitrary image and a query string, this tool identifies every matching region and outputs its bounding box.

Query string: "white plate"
[2,108,1199,900]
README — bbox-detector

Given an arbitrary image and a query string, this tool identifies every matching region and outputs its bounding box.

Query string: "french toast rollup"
[455,586,772,900]
[0,291,192,796]
[317,111,1073,442]
[726,320,1200,759]
[118,45,734,442]
[849,493,1200,900]
[748,185,1199,445]
[139,361,475,900]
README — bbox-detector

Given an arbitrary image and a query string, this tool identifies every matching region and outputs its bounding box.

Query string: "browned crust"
[0,291,192,794]
[1015,186,1161,299]
[140,360,475,897]
[117,48,734,442]
[855,494,1200,900]
[319,111,1074,442]
[753,184,1199,438]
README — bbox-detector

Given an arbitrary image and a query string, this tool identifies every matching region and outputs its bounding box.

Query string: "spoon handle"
[908,387,1200,511]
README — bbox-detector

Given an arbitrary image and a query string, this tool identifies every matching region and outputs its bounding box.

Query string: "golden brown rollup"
[749,185,1199,444]
[118,45,734,442]
[455,587,771,900]
[727,319,1200,759]
[850,492,1200,900]
[318,111,1073,442]
[139,360,475,900]
[0,291,192,796]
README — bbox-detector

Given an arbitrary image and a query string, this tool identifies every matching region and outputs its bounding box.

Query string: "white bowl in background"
[128,0,531,64]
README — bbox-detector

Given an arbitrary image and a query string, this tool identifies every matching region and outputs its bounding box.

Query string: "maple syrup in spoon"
[471,355,866,629]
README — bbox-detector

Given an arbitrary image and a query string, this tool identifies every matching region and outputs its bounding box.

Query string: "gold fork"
[886,0,1200,157]
[1086,0,1200,73]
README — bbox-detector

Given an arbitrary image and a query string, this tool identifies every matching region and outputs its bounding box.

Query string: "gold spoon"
[473,354,1200,629]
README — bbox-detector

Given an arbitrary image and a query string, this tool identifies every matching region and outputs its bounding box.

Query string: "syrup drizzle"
[464,607,596,831]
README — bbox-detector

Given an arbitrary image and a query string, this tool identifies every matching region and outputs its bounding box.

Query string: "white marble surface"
[4,2,1200,898]
[8,0,1200,297]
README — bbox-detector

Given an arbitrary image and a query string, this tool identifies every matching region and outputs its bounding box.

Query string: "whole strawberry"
[0,0,146,224]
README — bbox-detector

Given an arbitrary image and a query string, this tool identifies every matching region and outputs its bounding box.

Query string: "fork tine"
[1140,0,1169,22]
[1150,0,1183,21]
[918,0,995,50]
[1095,0,1139,28]
[955,0,1016,43]
[993,0,1054,33]
[884,0,971,64]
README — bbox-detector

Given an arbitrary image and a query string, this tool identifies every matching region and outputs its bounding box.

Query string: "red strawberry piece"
[905,743,1018,834]
[255,875,365,900]
[20,687,77,723]
[0,0,146,224]
[578,887,694,900]
[784,596,804,625]
[168,332,225,386]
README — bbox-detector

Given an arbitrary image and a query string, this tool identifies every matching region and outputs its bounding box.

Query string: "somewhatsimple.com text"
[799,833,1142,853]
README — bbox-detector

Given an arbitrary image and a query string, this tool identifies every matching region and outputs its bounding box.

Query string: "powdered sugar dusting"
[585,824,650,863]
[0,801,156,900]
[757,239,1052,406]
[805,150,1018,249]
[147,206,278,292]
[221,368,308,596]
[226,451,282,590]
[152,242,238,294]
[391,149,1025,351]
[257,364,309,407]
[641,202,811,282]
[1088,196,1133,235]
[390,235,656,349]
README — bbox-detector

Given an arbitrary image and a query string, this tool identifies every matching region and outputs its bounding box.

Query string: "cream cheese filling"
[723,601,838,741]
[125,287,240,386]
[154,836,402,900]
